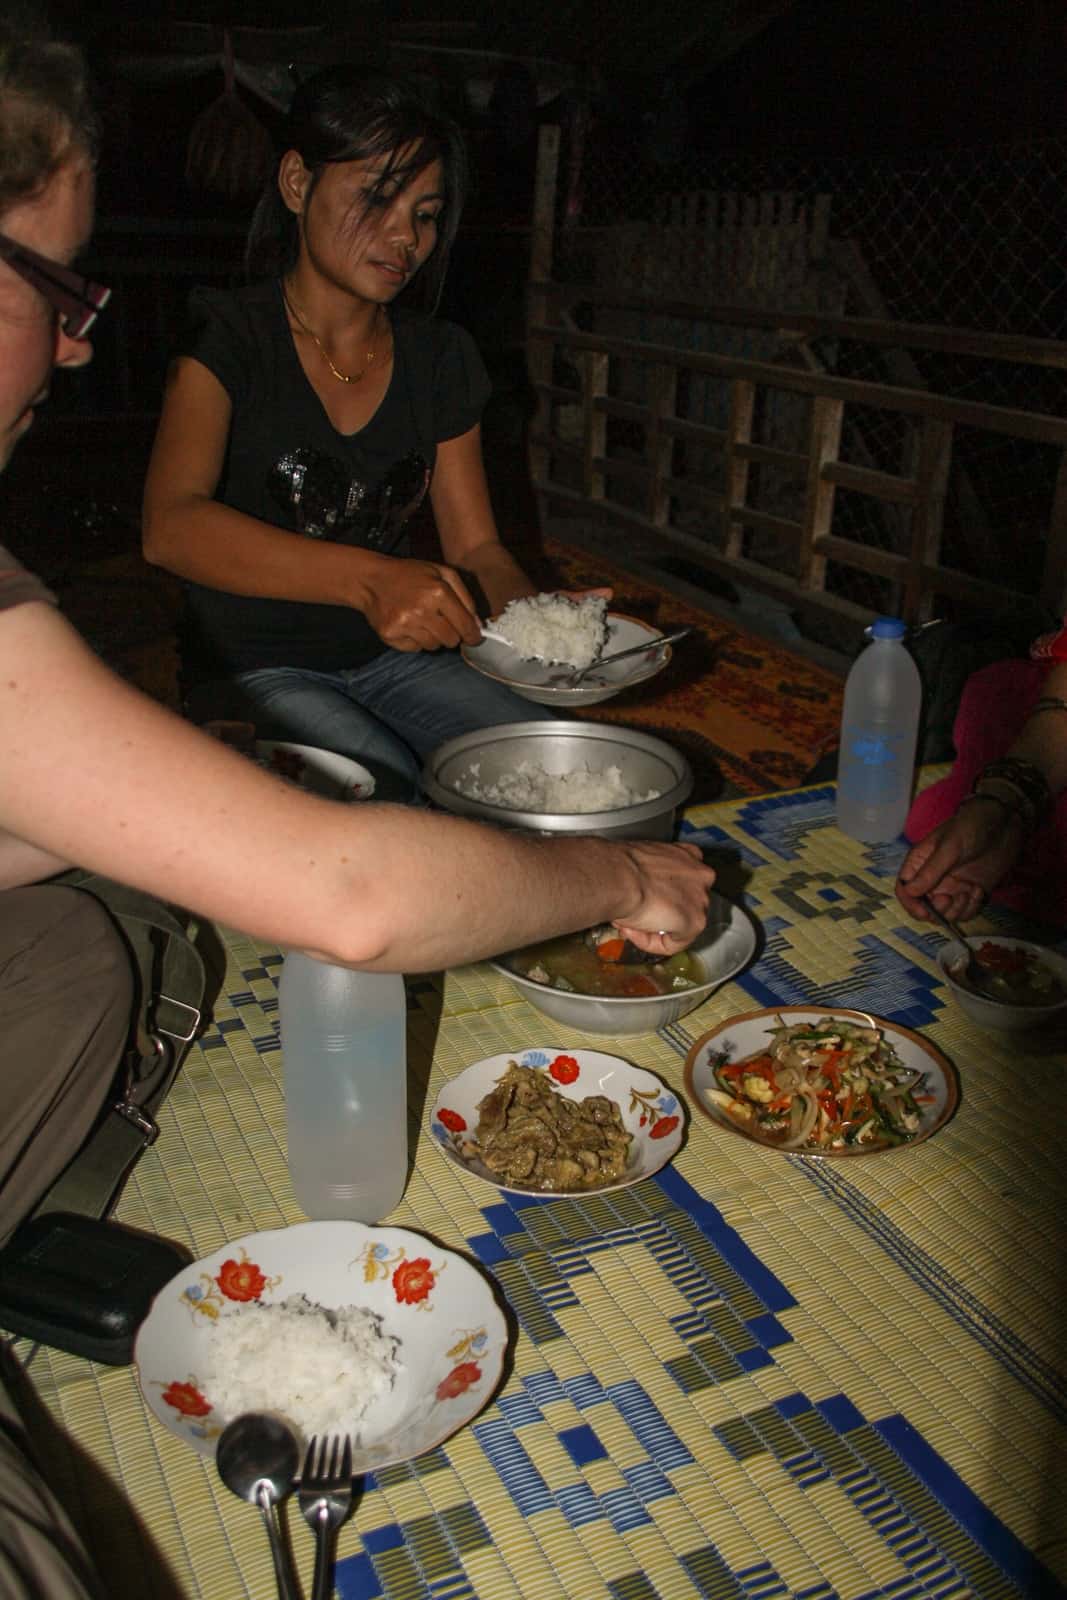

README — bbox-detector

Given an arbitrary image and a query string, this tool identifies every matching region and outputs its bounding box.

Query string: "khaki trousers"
[0,886,134,1248]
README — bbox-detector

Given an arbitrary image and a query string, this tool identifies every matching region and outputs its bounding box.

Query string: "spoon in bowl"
[921,897,1003,1001]
[216,1412,302,1600]
[565,626,693,687]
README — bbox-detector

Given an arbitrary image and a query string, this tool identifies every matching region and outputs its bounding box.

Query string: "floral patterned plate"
[133,1221,508,1462]
[429,1047,686,1196]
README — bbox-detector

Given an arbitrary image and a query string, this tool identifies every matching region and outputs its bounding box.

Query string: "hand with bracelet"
[896,658,1067,925]
[895,790,1029,923]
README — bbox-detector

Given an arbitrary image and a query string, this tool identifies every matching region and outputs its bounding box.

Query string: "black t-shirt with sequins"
[175,280,491,680]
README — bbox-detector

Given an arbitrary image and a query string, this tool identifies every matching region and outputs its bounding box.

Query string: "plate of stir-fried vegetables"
[684,1007,958,1155]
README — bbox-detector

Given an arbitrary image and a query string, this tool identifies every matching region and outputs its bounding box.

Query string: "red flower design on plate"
[393,1257,435,1305]
[215,1256,268,1302]
[438,1107,466,1133]
[162,1380,211,1418]
[436,1361,482,1401]
[549,1055,580,1085]
[650,1114,679,1140]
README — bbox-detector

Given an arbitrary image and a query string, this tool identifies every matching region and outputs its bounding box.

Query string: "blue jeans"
[187,650,551,803]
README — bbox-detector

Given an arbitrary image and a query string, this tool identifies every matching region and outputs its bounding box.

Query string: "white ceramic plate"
[430,1046,685,1195]
[134,1221,508,1464]
[256,741,375,801]
[461,612,677,708]
[684,1006,958,1157]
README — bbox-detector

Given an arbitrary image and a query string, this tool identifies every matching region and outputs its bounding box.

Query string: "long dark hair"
[0,14,97,218]
[245,64,468,313]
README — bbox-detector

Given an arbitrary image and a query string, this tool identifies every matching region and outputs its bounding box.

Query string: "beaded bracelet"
[972,756,1051,830]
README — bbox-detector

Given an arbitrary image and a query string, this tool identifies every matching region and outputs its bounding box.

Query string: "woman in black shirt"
[144,65,589,799]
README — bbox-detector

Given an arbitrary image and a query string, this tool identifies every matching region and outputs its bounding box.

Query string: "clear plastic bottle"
[835,616,922,843]
[279,952,408,1222]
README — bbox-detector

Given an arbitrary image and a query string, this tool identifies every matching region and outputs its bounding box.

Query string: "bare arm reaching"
[0,600,714,970]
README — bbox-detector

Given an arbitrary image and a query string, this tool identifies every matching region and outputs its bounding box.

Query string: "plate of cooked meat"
[429,1047,685,1196]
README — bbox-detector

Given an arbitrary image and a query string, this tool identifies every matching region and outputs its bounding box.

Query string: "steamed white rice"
[494,593,608,669]
[456,759,660,813]
[201,1294,401,1438]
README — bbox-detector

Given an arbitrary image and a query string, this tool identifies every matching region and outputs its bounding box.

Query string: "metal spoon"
[565,626,694,686]
[216,1412,302,1600]
[921,896,1003,1001]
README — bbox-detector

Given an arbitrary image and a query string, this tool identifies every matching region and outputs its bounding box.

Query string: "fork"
[298,1435,355,1600]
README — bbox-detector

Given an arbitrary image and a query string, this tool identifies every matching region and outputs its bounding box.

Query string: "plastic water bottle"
[279,952,408,1222]
[835,616,922,842]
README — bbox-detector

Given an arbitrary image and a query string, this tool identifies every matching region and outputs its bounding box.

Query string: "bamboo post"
[723,379,756,559]
[647,363,679,528]
[906,416,953,621]
[582,351,609,502]
[527,125,561,524]
[798,395,844,595]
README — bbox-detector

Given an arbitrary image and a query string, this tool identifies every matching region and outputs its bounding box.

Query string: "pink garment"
[905,658,1067,927]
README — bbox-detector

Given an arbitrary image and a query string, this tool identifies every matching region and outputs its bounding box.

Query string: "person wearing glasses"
[0,22,712,1589]
[141,64,599,803]
[0,20,714,1248]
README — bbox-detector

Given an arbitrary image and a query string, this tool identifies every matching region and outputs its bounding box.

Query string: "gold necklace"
[282,283,384,384]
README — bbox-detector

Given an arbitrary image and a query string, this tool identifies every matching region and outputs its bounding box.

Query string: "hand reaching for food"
[611,840,715,954]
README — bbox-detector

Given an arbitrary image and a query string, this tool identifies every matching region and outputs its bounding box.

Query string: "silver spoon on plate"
[216,1412,302,1600]
[564,626,693,686]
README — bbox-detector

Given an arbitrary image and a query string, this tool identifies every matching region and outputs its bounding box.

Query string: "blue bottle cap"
[868,616,907,639]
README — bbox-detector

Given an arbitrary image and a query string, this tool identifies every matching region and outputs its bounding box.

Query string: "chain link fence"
[547,131,1067,623]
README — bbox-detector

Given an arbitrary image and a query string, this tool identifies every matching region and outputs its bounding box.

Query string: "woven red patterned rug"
[524,536,844,804]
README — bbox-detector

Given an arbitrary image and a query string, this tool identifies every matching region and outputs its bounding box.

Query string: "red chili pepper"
[976,942,1027,974]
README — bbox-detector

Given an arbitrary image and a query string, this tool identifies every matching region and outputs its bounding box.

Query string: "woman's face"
[285,148,445,303]
[0,153,95,471]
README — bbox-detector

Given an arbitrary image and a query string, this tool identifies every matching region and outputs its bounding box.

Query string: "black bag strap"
[33,873,207,1221]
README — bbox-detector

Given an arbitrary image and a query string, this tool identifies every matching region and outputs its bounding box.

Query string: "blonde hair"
[0,15,96,218]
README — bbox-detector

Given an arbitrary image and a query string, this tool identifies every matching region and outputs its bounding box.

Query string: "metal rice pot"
[421,721,693,840]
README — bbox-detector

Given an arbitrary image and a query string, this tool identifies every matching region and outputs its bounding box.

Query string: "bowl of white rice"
[422,722,693,839]
[463,607,680,708]
[134,1221,508,1464]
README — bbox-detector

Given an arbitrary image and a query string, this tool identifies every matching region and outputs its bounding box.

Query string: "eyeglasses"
[0,231,111,339]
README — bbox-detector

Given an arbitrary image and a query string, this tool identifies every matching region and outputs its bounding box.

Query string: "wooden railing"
[526,129,1067,637]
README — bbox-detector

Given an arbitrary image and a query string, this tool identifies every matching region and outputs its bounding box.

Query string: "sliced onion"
[778,1085,820,1150]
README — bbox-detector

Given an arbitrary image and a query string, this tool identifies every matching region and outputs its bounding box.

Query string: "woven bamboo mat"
[13,784,1067,1600]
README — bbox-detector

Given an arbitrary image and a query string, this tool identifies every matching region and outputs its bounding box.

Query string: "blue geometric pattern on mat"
[731,787,839,860]
[736,927,944,1026]
[877,1415,1066,1600]
[338,1389,1062,1598]
[332,1161,1062,1600]
[678,815,772,870]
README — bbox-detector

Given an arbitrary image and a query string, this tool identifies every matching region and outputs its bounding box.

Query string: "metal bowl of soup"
[490,893,758,1036]
[421,722,693,840]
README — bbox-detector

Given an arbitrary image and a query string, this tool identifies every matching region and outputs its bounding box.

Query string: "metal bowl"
[422,721,693,839]
[489,894,758,1036]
